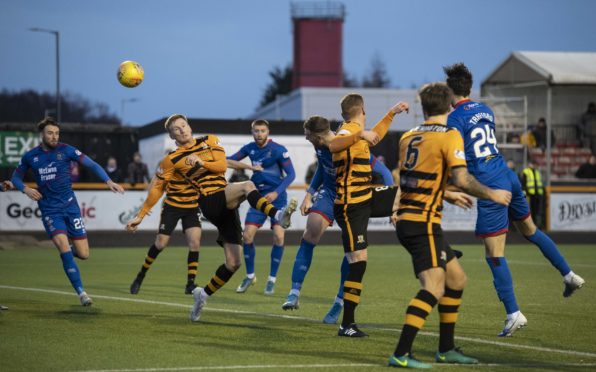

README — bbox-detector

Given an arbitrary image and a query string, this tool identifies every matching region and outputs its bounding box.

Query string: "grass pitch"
[1,243,595,371]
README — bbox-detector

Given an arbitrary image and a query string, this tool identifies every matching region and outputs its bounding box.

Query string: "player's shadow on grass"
[52,306,102,319]
[174,335,384,365]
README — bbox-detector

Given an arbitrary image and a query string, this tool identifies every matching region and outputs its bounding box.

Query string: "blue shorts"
[41,204,87,240]
[475,168,531,237]
[245,193,287,228]
[308,188,335,224]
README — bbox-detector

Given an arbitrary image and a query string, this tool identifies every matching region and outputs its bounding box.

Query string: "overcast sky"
[1,0,595,125]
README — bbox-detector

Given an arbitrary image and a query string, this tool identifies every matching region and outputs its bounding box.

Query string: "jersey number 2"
[404,136,423,169]
[471,124,498,158]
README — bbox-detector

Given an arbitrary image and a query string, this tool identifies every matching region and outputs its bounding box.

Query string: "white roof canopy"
[483,51,596,86]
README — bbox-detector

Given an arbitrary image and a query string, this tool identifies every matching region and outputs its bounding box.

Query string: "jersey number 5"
[471,124,498,158]
[404,136,423,169]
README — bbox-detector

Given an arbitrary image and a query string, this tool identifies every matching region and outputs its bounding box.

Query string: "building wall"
[252,87,425,131]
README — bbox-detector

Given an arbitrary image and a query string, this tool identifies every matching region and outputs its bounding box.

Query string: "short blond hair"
[164,113,188,131]
[340,93,364,121]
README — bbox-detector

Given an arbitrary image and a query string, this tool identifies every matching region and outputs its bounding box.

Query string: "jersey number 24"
[471,124,499,158]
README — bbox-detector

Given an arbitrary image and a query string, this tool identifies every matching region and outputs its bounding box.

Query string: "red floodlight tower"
[291,1,345,89]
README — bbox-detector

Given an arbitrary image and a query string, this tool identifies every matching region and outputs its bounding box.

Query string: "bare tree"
[362,52,391,88]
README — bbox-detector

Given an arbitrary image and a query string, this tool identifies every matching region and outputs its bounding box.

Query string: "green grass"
[1,243,595,371]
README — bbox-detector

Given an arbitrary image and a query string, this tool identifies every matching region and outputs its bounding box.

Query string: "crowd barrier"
[1,184,594,232]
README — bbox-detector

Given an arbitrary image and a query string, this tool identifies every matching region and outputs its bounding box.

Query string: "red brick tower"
[291,2,345,88]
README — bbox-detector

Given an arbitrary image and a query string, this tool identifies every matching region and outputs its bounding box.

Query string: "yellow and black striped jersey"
[163,171,198,208]
[157,135,228,197]
[397,124,467,224]
[333,122,372,205]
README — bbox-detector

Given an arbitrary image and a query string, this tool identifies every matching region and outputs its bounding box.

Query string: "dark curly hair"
[443,63,473,97]
[37,117,59,132]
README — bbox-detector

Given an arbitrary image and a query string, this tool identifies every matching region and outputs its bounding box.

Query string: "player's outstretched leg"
[514,218,585,297]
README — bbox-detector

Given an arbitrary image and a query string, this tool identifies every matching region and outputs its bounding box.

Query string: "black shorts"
[395,220,456,277]
[198,190,242,247]
[370,186,398,218]
[158,204,202,236]
[334,199,371,253]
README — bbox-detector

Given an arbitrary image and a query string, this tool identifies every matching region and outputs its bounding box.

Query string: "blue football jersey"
[228,140,294,194]
[313,145,336,194]
[447,99,507,178]
[14,143,84,212]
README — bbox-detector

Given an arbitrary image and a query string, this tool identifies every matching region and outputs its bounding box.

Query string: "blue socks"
[291,239,316,290]
[60,250,84,295]
[336,256,350,300]
[486,257,519,314]
[243,243,256,276]
[525,230,571,276]
[269,245,284,278]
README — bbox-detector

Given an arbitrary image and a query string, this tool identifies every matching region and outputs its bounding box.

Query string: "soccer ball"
[117,60,144,88]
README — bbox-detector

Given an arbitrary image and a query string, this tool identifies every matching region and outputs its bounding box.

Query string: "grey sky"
[1,0,595,125]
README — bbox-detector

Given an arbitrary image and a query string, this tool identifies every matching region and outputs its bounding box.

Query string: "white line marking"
[465,258,596,269]
[76,363,377,372]
[74,362,596,372]
[2,284,596,361]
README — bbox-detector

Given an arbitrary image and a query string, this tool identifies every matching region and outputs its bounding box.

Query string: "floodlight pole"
[29,27,61,123]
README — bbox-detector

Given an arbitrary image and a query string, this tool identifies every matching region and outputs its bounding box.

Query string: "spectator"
[520,128,537,148]
[521,160,545,229]
[127,152,150,184]
[579,102,596,155]
[506,160,516,171]
[532,118,555,150]
[228,168,249,183]
[304,156,318,184]
[105,156,122,183]
[576,155,596,179]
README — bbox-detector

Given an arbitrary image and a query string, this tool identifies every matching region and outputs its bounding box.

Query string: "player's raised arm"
[370,102,409,141]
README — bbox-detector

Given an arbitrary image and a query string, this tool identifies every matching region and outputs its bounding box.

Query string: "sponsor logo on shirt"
[455,149,466,160]
[39,165,58,181]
